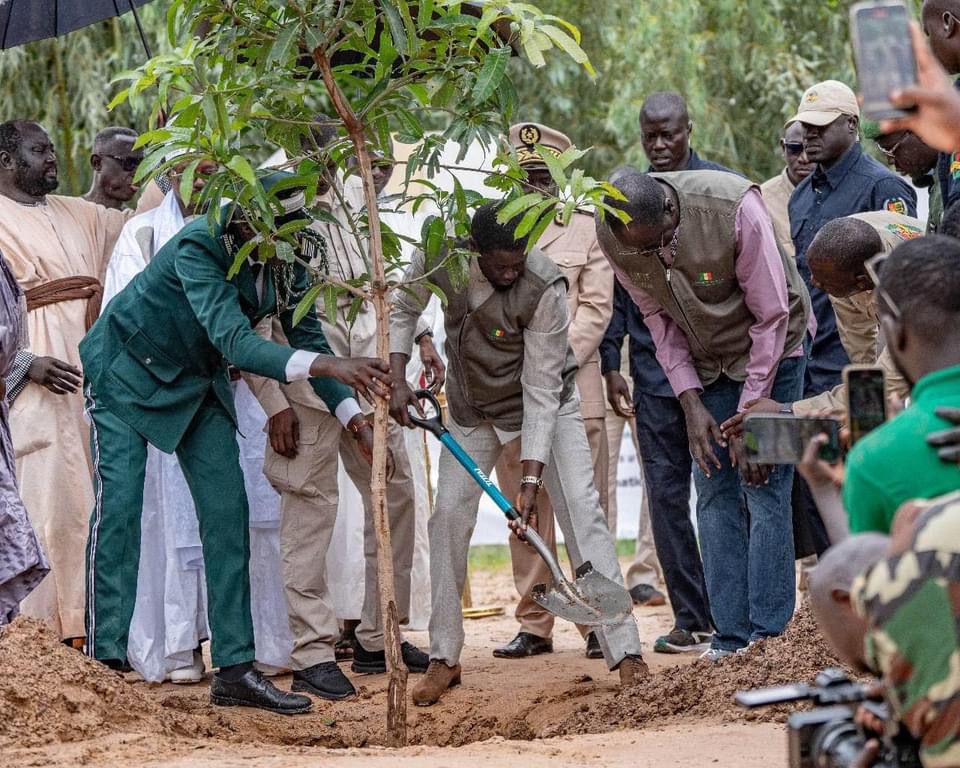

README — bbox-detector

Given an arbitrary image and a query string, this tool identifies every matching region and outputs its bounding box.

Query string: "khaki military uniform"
[792,211,918,420]
[246,178,423,669]
[495,211,614,640]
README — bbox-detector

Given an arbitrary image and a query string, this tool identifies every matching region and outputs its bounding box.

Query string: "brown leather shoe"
[618,654,650,686]
[411,660,462,706]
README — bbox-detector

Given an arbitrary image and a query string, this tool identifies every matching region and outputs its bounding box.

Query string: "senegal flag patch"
[489,327,506,339]
[884,198,908,216]
[695,271,718,285]
[885,222,922,240]
[951,152,960,180]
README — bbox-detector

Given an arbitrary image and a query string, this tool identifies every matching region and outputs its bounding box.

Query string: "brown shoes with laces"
[411,660,462,706]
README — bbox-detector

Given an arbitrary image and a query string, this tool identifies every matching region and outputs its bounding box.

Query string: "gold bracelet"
[347,415,372,438]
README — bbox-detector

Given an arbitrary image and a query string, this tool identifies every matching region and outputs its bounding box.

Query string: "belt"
[25,276,103,331]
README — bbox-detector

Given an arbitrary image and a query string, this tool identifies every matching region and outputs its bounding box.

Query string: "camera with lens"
[735,668,920,768]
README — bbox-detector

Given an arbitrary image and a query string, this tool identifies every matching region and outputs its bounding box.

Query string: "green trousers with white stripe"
[84,386,255,668]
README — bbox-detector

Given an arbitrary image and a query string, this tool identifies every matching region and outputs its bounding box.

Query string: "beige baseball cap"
[508,122,571,168]
[787,80,860,128]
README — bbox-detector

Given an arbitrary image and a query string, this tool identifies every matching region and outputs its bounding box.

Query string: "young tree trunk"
[314,49,408,748]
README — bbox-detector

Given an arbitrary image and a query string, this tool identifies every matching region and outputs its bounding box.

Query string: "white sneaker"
[699,648,734,663]
[254,662,289,678]
[168,650,205,684]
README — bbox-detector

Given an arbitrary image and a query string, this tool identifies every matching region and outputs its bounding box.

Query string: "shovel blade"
[531,562,633,627]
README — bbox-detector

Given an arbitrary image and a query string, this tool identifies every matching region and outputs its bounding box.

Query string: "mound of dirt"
[544,602,847,737]
[0,617,206,748]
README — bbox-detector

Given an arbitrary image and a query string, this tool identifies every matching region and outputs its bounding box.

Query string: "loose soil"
[0,564,831,767]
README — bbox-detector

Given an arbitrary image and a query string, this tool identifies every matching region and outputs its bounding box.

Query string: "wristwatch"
[779,403,794,415]
[520,475,543,490]
[415,329,434,344]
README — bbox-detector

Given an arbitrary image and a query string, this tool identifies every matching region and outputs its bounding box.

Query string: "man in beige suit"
[390,202,646,707]
[492,123,615,660]
[760,121,814,262]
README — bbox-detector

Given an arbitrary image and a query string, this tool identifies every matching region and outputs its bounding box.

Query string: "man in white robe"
[0,120,129,644]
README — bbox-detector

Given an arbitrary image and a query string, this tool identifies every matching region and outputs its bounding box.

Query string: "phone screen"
[847,368,887,444]
[743,416,841,465]
[852,2,917,119]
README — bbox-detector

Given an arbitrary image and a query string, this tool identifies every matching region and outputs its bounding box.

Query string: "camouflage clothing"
[852,491,960,767]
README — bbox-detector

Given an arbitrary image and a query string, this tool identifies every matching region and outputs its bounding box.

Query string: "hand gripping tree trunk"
[314,49,408,747]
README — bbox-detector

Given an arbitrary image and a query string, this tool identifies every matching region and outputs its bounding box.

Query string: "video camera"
[735,668,920,768]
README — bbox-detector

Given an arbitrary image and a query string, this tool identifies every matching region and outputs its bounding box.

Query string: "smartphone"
[850,1,918,120]
[845,365,887,444]
[743,415,842,465]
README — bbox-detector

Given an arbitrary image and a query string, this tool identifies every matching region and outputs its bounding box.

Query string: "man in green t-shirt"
[843,234,960,533]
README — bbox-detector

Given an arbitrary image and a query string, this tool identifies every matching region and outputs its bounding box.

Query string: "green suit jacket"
[80,216,352,453]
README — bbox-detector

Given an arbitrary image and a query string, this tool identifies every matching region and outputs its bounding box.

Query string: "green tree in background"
[0,6,168,195]
[510,0,921,181]
[0,1,925,191]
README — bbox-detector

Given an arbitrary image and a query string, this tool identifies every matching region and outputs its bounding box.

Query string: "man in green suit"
[79,174,391,714]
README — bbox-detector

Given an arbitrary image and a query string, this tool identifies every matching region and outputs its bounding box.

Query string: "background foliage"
[0,5,169,195]
[0,0,924,192]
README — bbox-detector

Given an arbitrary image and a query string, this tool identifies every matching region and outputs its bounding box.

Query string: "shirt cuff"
[666,366,703,399]
[334,397,363,428]
[285,350,319,382]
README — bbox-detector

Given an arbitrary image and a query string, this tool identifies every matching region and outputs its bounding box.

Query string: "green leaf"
[471,46,511,105]
[523,204,555,253]
[496,192,543,223]
[228,238,259,280]
[227,155,258,188]
[275,239,295,264]
[293,284,323,327]
[539,145,569,192]
[514,198,555,239]
[323,284,338,324]
[269,22,300,65]
[178,158,200,210]
[380,0,409,56]
[540,24,596,77]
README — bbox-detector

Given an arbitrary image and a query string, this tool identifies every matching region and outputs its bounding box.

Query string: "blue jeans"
[694,356,805,651]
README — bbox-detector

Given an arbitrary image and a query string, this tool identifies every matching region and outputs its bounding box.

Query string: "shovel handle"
[406,388,447,438]
[429,421,568,586]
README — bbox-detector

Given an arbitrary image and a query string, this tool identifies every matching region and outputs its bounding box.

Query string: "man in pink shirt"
[595,168,811,659]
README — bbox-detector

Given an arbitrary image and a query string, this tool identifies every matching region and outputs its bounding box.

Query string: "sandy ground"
[1,563,802,767]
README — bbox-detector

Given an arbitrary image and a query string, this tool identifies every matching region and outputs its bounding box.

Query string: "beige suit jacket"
[537,212,613,420]
[760,168,796,262]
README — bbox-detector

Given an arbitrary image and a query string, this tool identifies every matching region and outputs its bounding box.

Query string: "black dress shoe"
[292,662,357,701]
[100,657,133,673]
[351,641,430,674]
[492,632,553,659]
[210,668,313,715]
[584,632,604,659]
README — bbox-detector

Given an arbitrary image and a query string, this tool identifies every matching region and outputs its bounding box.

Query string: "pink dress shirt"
[611,188,809,412]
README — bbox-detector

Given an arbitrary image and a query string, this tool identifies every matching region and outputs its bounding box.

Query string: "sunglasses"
[783,142,805,156]
[865,253,901,321]
[875,133,910,160]
[104,154,142,173]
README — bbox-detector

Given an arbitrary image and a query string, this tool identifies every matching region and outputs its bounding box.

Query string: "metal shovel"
[407,389,633,627]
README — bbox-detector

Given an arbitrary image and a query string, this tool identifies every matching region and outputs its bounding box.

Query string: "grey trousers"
[429,398,642,670]
[265,404,416,669]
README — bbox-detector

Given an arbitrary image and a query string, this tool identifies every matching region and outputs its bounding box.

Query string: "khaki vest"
[598,170,810,387]
[434,249,578,430]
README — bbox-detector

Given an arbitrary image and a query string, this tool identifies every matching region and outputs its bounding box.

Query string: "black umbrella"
[0,0,155,55]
